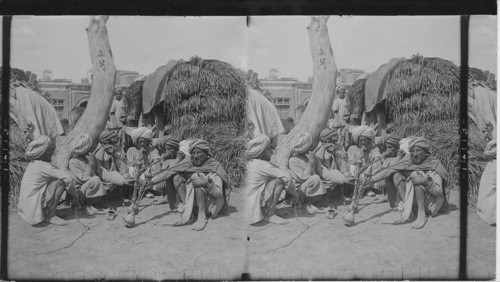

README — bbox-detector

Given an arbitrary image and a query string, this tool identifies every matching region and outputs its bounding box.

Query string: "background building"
[38,69,141,120]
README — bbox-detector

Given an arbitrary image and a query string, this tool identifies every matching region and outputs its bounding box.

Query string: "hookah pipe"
[123,155,191,227]
[123,154,165,227]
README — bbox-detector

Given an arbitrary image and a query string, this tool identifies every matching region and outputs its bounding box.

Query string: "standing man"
[331,85,350,123]
[109,88,126,129]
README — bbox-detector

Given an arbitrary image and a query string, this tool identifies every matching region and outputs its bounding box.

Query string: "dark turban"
[319,128,338,143]
[99,130,118,144]
[160,135,181,151]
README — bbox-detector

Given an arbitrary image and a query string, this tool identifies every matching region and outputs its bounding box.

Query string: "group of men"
[244,85,450,229]
[16,85,452,231]
[18,125,229,231]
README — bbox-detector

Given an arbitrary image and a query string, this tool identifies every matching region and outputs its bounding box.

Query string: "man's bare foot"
[173,214,194,226]
[306,204,320,214]
[45,216,70,226]
[412,214,427,229]
[264,214,288,225]
[192,217,208,231]
[374,194,389,204]
[153,197,169,205]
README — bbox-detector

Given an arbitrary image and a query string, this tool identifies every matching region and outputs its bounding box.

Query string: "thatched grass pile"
[9,118,29,208]
[123,79,144,119]
[346,77,367,123]
[162,57,248,188]
[384,55,486,206]
[2,67,40,207]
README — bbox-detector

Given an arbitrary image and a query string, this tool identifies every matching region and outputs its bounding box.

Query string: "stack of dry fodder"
[123,79,144,120]
[124,57,248,188]
[384,55,487,206]
[1,68,36,207]
[346,77,367,124]
[9,118,30,207]
[162,57,248,188]
[346,55,489,206]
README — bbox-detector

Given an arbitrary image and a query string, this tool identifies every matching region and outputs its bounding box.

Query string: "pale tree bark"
[54,16,116,170]
[271,16,337,169]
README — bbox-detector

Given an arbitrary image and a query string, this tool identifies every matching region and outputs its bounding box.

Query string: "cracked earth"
[6,189,495,280]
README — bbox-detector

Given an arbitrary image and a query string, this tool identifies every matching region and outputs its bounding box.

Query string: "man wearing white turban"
[244,135,300,225]
[18,135,78,226]
[288,132,351,214]
[69,133,134,215]
[347,125,384,198]
[126,127,162,196]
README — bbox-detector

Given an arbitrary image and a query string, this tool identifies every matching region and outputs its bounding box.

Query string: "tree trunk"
[53,16,116,170]
[271,16,337,170]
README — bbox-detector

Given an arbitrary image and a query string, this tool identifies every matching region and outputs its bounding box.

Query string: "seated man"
[245,135,300,225]
[366,137,449,229]
[148,136,182,209]
[126,127,162,195]
[372,134,405,207]
[95,130,131,194]
[167,139,228,231]
[328,116,352,152]
[348,125,383,197]
[314,128,350,176]
[288,132,351,214]
[18,135,79,226]
[69,133,134,214]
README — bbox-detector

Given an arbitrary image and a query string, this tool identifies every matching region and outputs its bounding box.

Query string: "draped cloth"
[477,139,496,225]
[390,155,450,211]
[18,160,74,225]
[245,159,290,224]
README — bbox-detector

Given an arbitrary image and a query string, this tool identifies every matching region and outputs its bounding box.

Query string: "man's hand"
[190,173,209,187]
[143,171,154,180]
[410,171,429,187]
[123,178,136,186]
[343,177,356,185]
[306,152,318,170]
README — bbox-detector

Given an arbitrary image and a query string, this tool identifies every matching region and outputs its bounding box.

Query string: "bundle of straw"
[346,77,367,123]
[162,57,248,188]
[9,118,29,208]
[385,55,486,205]
[123,79,144,120]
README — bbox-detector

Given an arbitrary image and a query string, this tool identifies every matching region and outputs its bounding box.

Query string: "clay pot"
[342,209,355,226]
[123,212,135,227]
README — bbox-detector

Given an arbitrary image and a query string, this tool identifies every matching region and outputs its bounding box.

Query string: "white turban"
[246,135,271,159]
[72,133,93,157]
[179,139,193,156]
[25,135,51,160]
[351,125,375,145]
[293,132,313,155]
[130,127,153,146]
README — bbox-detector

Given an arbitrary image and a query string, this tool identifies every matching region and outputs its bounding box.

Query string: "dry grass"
[385,55,486,206]
[346,78,367,122]
[9,118,29,207]
[162,57,248,188]
[123,79,144,119]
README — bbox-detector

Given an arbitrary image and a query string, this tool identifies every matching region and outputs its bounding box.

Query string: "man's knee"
[88,176,102,186]
[309,175,322,185]
[173,174,186,188]
[392,172,405,187]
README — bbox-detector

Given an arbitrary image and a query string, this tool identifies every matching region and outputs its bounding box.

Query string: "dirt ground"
[6,188,495,280]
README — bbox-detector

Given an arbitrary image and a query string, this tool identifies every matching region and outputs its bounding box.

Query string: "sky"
[6,15,497,83]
